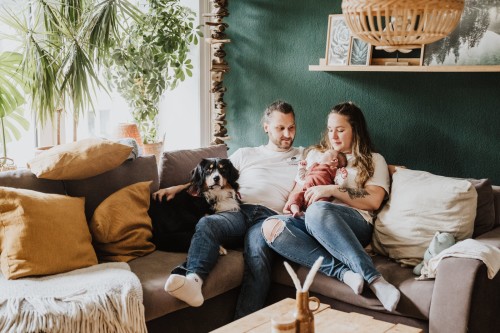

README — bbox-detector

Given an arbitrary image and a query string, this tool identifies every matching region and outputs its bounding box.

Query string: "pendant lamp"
[342,0,465,53]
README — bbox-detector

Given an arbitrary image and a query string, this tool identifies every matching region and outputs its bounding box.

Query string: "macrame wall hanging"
[203,0,230,146]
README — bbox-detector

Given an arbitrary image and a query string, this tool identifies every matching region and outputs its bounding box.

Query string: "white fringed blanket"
[0,262,147,333]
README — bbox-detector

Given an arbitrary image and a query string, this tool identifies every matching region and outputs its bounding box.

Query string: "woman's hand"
[304,185,336,206]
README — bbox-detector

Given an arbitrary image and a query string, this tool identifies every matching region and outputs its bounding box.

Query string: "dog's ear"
[225,159,240,192]
[189,159,209,196]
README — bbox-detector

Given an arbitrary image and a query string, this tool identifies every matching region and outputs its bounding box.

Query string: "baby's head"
[319,149,347,168]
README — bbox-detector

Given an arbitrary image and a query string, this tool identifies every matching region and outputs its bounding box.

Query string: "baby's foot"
[164,273,204,307]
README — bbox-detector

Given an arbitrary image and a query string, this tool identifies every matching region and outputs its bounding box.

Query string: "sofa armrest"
[429,226,500,333]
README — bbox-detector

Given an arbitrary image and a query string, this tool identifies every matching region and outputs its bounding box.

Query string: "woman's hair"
[313,101,376,187]
[261,100,295,125]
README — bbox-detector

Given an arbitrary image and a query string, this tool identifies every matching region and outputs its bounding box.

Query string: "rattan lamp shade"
[342,0,465,52]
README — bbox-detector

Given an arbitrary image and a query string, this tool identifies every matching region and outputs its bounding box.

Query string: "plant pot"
[143,141,164,166]
[0,157,17,172]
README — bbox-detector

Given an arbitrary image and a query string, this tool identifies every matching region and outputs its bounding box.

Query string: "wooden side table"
[211,298,422,333]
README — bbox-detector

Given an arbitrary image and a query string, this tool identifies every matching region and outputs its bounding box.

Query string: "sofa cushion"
[159,145,227,188]
[372,168,477,266]
[64,156,160,221]
[28,138,132,180]
[272,255,433,320]
[128,249,243,321]
[0,187,97,279]
[0,168,65,194]
[469,179,496,237]
[90,181,156,262]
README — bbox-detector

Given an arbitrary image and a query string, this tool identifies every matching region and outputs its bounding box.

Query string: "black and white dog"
[149,158,240,253]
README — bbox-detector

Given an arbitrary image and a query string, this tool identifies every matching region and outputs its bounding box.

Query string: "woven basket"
[342,0,465,52]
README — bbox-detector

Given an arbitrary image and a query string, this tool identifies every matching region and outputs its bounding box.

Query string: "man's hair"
[261,100,295,125]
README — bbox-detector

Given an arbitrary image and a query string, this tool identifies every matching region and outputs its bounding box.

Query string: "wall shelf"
[309,64,500,73]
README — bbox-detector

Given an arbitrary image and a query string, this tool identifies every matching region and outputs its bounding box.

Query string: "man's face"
[264,111,296,151]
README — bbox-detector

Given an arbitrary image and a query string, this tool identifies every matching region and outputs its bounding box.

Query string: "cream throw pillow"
[28,138,133,180]
[90,181,156,262]
[372,168,477,266]
[0,187,98,279]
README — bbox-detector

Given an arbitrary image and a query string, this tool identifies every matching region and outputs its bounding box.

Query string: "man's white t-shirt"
[230,145,304,213]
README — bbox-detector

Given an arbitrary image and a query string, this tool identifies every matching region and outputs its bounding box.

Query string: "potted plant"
[106,0,202,158]
[0,51,29,171]
[1,0,142,146]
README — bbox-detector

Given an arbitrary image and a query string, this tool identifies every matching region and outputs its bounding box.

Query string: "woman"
[261,102,400,312]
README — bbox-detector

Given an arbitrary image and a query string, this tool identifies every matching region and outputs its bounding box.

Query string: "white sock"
[369,276,400,312]
[343,270,364,295]
[164,273,204,307]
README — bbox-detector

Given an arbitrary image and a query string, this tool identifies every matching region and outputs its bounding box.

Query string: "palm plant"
[1,0,142,144]
[0,51,29,169]
[106,0,202,144]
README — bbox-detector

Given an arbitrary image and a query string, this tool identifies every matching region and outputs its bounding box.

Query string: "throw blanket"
[420,239,500,279]
[0,262,147,333]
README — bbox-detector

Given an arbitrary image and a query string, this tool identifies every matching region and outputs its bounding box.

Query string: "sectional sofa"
[1,145,499,333]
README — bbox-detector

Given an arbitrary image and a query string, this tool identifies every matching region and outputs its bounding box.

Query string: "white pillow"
[372,168,477,266]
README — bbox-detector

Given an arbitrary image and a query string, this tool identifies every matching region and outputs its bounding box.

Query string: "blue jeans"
[263,201,381,284]
[173,204,276,319]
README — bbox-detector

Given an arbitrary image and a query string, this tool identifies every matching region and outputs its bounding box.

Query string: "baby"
[287,149,347,217]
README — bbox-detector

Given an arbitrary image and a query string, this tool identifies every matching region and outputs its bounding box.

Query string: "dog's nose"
[213,175,220,183]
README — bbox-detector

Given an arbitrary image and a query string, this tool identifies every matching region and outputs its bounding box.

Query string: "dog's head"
[188,158,239,196]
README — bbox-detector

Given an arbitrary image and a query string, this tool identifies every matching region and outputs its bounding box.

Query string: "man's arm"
[153,183,189,201]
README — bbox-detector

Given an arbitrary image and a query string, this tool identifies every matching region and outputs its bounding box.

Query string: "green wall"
[224,0,500,184]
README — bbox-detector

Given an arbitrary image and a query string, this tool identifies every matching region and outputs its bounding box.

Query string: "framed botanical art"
[325,14,351,65]
[348,37,372,66]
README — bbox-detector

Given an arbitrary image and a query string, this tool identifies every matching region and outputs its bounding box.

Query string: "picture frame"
[325,14,351,66]
[347,37,372,66]
[423,0,500,66]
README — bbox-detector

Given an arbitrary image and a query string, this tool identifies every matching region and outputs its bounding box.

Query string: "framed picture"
[423,0,500,66]
[348,37,372,66]
[325,14,351,66]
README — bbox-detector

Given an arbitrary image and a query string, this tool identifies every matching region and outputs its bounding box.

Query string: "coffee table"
[210,298,423,333]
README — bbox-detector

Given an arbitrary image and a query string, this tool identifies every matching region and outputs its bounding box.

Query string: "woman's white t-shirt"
[302,149,390,223]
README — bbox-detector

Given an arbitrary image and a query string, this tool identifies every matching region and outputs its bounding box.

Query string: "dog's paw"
[218,246,228,256]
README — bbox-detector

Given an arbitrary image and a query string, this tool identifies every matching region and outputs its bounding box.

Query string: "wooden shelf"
[309,64,500,72]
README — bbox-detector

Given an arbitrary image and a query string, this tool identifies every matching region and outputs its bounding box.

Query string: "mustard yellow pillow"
[28,138,133,180]
[90,181,156,262]
[0,187,98,280]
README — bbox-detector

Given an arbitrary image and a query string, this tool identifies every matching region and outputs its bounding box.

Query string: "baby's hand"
[290,204,303,217]
[299,160,307,167]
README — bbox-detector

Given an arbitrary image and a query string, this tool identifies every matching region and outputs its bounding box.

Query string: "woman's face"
[328,113,353,153]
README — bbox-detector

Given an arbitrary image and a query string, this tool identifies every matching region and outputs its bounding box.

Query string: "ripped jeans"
[261,201,381,284]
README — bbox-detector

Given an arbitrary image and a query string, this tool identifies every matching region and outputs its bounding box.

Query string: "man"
[156,100,303,317]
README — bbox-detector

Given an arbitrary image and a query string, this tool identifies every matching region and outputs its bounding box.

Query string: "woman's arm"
[304,184,386,211]
[153,183,189,201]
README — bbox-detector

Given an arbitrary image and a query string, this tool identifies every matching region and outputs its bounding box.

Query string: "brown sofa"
[1,146,499,333]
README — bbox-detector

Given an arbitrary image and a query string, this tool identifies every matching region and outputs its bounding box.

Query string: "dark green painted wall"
[224,0,500,184]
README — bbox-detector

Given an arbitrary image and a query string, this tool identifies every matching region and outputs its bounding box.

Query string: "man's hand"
[153,183,189,202]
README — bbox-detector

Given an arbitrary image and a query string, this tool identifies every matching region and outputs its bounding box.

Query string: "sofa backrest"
[493,185,500,228]
[64,155,159,221]
[0,169,65,194]
[158,145,228,188]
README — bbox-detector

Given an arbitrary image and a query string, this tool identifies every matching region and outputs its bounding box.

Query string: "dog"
[149,158,240,253]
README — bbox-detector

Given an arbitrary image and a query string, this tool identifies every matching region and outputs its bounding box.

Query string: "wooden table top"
[211,298,423,333]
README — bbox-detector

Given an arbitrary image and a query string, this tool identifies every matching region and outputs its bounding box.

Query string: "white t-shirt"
[230,145,304,213]
[302,149,390,223]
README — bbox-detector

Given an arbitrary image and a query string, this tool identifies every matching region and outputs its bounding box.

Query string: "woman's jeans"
[171,204,277,319]
[263,201,381,284]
